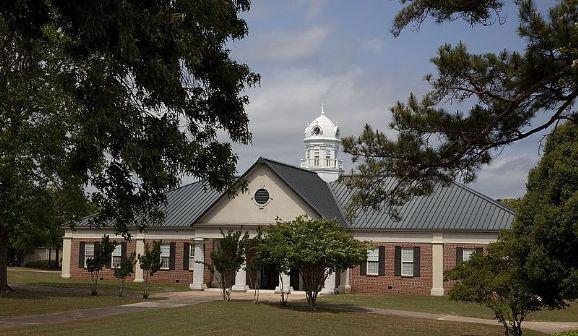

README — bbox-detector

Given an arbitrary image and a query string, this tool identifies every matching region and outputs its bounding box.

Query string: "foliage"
[446,242,543,336]
[24,260,53,269]
[507,122,578,308]
[245,229,264,304]
[343,0,578,216]
[86,236,116,296]
[498,198,522,211]
[204,229,249,302]
[260,216,368,308]
[447,122,578,336]
[138,241,162,299]
[0,0,258,293]
[114,252,136,297]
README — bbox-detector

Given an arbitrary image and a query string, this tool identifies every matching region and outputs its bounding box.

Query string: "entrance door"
[260,265,279,290]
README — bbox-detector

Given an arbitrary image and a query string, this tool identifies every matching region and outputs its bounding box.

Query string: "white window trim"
[188,244,195,271]
[366,248,379,276]
[84,243,95,269]
[160,243,170,270]
[401,248,414,277]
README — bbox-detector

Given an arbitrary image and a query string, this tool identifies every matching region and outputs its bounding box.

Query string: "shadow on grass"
[0,284,145,300]
[260,299,374,315]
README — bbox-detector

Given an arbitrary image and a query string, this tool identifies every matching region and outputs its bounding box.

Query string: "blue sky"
[221,0,555,200]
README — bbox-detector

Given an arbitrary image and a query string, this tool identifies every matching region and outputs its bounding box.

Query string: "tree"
[446,122,578,336]
[203,230,249,302]
[114,252,136,297]
[86,235,116,296]
[507,121,578,307]
[260,217,368,309]
[0,0,258,293]
[245,230,264,304]
[446,243,542,336]
[342,0,578,215]
[138,241,162,300]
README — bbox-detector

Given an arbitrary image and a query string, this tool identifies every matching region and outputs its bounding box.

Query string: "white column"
[275,272,291,293]
[232,260,248,292]
[321,270,336,294]
[431,233,445,296]
[133,237,145,282]
[337,269,351,293]
[60,234,72,278]
[189,238,206,290]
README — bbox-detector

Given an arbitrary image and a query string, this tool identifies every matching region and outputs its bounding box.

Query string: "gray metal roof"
[259,158,348,226]
[74,158,513,232]
[74,181,220,228]
[329,178,514,232]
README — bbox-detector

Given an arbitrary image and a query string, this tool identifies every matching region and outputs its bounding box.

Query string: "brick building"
[60,110,514,296]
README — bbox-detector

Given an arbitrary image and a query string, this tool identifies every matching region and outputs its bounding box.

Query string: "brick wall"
[351,242,488,295]
[70,238,216,286]
[443,243,486,292]
[350,242,433,295]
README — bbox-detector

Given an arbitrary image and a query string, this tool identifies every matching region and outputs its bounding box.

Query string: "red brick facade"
[350,242,487,295]
[69,237,487,295]
[70,238,215,286]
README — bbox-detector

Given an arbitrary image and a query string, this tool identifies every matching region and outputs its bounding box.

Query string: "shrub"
[24,260,51,269]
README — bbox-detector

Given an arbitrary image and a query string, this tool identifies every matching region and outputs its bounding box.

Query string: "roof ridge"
[258,157,318,175]
[450,181,516,215]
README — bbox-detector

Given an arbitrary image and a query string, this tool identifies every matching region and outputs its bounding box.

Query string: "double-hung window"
[401,248,414,277]
[111,244,122,269]
[366,249,379,275]
[160,244,170,270]
[462,248,476,262]
[84,243,95,268]
[189,244,195,270]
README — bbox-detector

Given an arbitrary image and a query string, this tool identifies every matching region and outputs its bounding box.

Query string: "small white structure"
[300,106,343,182]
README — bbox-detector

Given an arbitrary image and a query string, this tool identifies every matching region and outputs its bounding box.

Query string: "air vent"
[254,188,270,205]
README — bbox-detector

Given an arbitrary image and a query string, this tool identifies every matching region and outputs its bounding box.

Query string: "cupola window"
[311,126,322,135]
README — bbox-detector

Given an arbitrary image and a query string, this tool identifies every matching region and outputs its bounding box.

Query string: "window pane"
[367,248,379,261]
[161,256,170,269]
[401,248,414,262]
[367,261,379,275]
[85,243,94,257]
[112,245,122,257]
[160,244,170,257]
[463,249,475,261]
[402,262,414,276]
[112,256,122,268]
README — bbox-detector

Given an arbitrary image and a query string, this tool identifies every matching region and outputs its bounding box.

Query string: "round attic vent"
[254,188,270,205]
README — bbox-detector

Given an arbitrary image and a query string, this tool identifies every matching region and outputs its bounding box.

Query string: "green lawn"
[320,294,578,322]
[0,267,185,317]
[0,301,547,336]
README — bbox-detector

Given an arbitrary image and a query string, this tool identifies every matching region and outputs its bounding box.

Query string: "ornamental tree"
[86,235,117,296]
[261,216,368,309]
[445,242,543,336]
[0,0,257,293]
[203,229,249,302]
[114,252,136,297]
[343,0,578,216]
[138,241,162,299]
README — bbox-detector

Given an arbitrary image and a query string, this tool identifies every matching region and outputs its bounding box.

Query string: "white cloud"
[471,154,538,199]
[362,38,387,52]
[239,26,333,63]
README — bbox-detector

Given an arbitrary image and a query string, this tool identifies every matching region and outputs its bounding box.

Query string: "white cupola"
[300,105,343,182]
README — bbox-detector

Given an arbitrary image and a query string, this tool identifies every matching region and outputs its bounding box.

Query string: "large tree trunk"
[0,226,10,293]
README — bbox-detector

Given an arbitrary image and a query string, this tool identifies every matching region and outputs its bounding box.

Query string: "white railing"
[300,158,343,170]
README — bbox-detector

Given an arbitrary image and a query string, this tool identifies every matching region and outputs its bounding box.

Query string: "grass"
[0,267,185,317]
[0,301,547,336]
[320,294,578,322]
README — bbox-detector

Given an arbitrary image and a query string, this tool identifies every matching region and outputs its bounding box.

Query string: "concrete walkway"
[319,304,578,335]
[1,290,576,334]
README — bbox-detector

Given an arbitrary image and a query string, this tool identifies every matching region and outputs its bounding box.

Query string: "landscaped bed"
[319,293,578,322]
